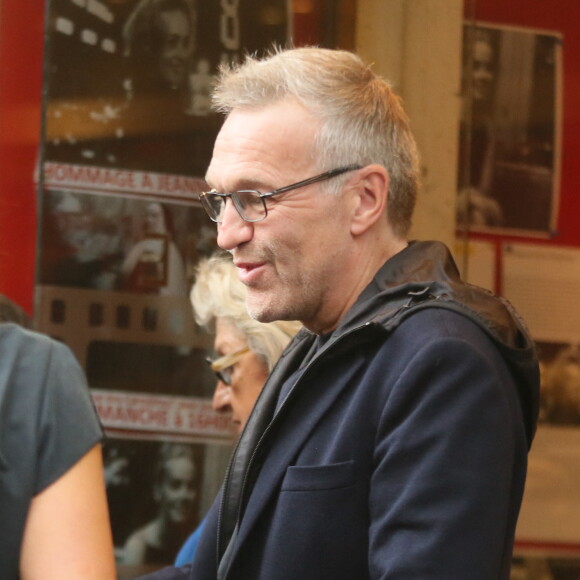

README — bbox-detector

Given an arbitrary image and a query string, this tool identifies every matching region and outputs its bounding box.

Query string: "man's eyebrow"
[204,176,271,192]
[236,178,269,191]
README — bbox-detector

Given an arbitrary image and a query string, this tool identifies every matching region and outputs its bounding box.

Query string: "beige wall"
[355,0,463,247]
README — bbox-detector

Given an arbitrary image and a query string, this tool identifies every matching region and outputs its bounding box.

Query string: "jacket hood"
[329,240,540,448]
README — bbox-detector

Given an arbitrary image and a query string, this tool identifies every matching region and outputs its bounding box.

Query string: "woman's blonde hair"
[191,252,301,372]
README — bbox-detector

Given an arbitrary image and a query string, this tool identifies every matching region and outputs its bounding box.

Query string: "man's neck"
[305,237,408,335]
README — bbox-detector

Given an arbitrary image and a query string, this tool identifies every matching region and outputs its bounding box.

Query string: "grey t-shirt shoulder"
[0,323,103,578]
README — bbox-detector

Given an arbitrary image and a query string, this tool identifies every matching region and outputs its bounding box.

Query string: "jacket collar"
[297,240,535,353]
[285,239,539,447]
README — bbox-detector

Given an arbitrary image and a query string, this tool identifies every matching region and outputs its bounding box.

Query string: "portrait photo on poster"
[103,438,205,567]
[457,23,562,236]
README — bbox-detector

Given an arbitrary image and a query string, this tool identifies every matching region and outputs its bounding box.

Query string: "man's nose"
[212,382,232,414]
[216,199,254,251]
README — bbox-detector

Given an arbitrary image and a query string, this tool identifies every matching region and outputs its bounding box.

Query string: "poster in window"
[457,23,562,236]
[43,0,290,177]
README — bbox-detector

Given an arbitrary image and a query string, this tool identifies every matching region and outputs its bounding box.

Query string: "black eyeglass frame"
[205,346,250,386]
[199,164,362,223]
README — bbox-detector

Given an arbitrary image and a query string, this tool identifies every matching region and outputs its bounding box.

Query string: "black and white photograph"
[457,23,562,235]
[39,189,216,294]
[536,341,580,426]
[43,0,289,177]
[103,439,205,567]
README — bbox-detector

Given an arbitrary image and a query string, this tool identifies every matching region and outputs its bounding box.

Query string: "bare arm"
[19,444,116,580]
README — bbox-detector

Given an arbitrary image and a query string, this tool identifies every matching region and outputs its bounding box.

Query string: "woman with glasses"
[173,251,301,565]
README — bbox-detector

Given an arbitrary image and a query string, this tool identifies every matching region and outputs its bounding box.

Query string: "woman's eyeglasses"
[205,346,250,385]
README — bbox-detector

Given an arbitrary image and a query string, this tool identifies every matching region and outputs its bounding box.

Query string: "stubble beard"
[241,240,325,327]
[244,262,314,325]
[245,282,305,324]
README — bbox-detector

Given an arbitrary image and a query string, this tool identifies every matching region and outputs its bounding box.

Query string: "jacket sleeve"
[368,314,528,579]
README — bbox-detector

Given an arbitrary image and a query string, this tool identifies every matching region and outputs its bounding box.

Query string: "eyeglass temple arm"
[259,165,362,199]
[210,346,251,371]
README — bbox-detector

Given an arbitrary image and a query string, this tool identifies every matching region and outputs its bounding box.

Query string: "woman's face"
[157,456,196,524]
[145,202,166,235]
[472,39,494,102]
[212,318,269,433]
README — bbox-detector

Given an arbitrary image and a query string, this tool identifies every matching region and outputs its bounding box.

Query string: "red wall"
[0,1,44,314]
[470,0,580,247]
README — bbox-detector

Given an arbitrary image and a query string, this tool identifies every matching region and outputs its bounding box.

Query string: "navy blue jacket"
[139,241,539,580]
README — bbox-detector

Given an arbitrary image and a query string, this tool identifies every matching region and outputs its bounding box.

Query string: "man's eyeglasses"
[205,346,250,385]
[199,165,362,223]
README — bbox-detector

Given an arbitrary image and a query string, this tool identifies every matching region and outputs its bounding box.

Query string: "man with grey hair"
[139,46,539,580]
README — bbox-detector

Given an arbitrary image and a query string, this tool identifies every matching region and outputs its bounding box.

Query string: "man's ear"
[350,165,389,236]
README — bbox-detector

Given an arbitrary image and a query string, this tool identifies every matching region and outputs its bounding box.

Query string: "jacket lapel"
[229,347,368,561]
[216,330,316,563]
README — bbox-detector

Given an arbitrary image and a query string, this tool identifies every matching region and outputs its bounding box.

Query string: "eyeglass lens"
[235,191,266,221]
[205,346,250,385]
[216,368,232,385]
[202,191,266,223]
[206,357,233,385]
[200,194,224,222]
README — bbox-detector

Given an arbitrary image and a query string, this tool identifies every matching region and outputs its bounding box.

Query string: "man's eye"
[238,192,262,207]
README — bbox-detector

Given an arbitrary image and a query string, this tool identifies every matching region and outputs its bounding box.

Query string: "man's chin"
[246,291,272,322]
[246,302,278,324]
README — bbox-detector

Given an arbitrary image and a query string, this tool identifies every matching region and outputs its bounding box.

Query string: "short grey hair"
[211,46,420,238]
[191,252,301,372]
